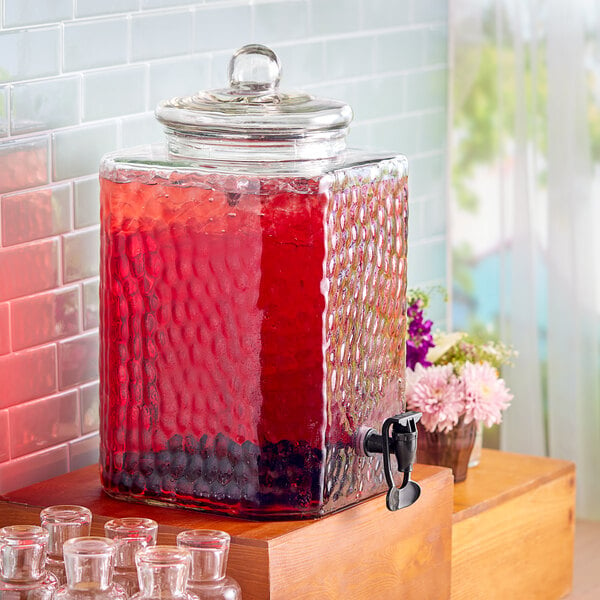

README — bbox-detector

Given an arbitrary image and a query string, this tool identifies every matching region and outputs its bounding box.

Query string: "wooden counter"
[451,449,575,600]
[0,463,454,600]
[0,449,575,599]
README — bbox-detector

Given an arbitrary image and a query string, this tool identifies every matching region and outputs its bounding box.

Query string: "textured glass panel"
[11,286,80,350]
[0,28,60,83]
[0,87,8,138]
[0,410,8,462]
[193,5,252,53]
[11,76,81,135]
[2,184,71,246]
[0,239,58,302]
[0,345,57,409]
[83,278,99,330]
[253,1,308,44]
[10,391,79,458]
[63,227,100,282]
[0,137,48,194]
[63,18,128,71]
[98,152,408,518]
[149,56,210,106]
[83,66,147,121]
[80,381,99,434]
[58,331,99,389]
[69,433,100,471]
[3,0,72,28]
[76,0,138,17]
[74,177,100,229]
[324,36,374,79]
[131,11,193,61]
[0,303,9,355]
[52,123,117,180]
[310,0,360,35]
[0,445,69,495]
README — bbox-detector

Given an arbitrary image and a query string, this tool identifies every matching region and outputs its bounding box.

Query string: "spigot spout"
[363,412,422,511]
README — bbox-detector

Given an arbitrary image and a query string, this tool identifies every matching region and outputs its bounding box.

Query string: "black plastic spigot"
[363,411,422,511]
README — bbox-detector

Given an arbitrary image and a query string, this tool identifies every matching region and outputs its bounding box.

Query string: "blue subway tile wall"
[0,0,449,492]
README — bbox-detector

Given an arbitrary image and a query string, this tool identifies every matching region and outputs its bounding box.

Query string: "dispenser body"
[99,147,408,518]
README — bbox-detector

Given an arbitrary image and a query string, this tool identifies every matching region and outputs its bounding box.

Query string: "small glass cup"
[0,525,59,600]
[40,505,92,584]
[104,518,158,596]
[177,530,241,600]
[131,546,194,600]
[54,537,126,600]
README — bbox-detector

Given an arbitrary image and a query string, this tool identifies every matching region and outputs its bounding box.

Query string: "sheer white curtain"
[451,0,600,519]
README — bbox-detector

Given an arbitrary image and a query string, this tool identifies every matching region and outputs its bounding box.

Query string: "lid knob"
[228,44,281,93]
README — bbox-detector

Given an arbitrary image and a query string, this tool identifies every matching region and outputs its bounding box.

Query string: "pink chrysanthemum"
[460,361,513,427]
[405,364,464,433]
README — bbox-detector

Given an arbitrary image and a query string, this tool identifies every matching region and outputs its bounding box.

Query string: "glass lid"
[155,44,353,139]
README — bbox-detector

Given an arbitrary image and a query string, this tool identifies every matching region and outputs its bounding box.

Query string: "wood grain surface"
[1,463,454,600]
[451,449,576,600]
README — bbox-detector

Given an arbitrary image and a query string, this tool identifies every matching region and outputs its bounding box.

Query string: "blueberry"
[155,450,171,475]
[139,452,155,476]
[233,461,251,485]
[170,451,187,479]
[224,482,241,503]
[162,474,176,494]
[176,479,194,498]
[146,473,162,495]
[168,435,183,453]
[242,440,260,465]
[217,458,233,486]
[184,435,197,454]
[227,440,242,464]
[197,434,209,458]
[193,479,210,499]
[123,452,139,474]
[214,433,228,458]
[210,482,226,502]
[204,456,218,483]
[186,454,203,481]
[118,471,132,493]
[131,473,146,495]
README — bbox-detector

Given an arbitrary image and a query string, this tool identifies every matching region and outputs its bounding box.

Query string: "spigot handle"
[364,411,422,511]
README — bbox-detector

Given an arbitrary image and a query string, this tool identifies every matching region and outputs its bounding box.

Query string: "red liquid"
[100,166,408,518]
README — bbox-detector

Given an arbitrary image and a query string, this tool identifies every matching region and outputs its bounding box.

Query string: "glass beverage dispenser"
[99,45,421,519]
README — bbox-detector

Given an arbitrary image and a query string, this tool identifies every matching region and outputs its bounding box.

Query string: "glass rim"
[40,505,92,524]
[135,545,191,566]
[104,517,158,537]
[176,529,230,549]
[62,536,116,556]
[0,524,48,545]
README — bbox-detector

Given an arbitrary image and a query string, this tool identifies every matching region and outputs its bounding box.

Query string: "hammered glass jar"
[0,525,59,600]
[99,44,410,519]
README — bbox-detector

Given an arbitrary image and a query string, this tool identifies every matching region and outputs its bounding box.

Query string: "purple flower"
[406,298,435,369]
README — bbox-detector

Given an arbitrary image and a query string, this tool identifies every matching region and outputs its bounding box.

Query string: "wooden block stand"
[451,449,575,600]
[0,449,575,599]
[0,464,454,600]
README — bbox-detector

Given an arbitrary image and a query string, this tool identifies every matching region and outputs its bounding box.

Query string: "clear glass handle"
[228,44,281,93]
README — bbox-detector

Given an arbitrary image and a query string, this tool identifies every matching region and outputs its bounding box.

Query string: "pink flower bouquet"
[405,290,515,434]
